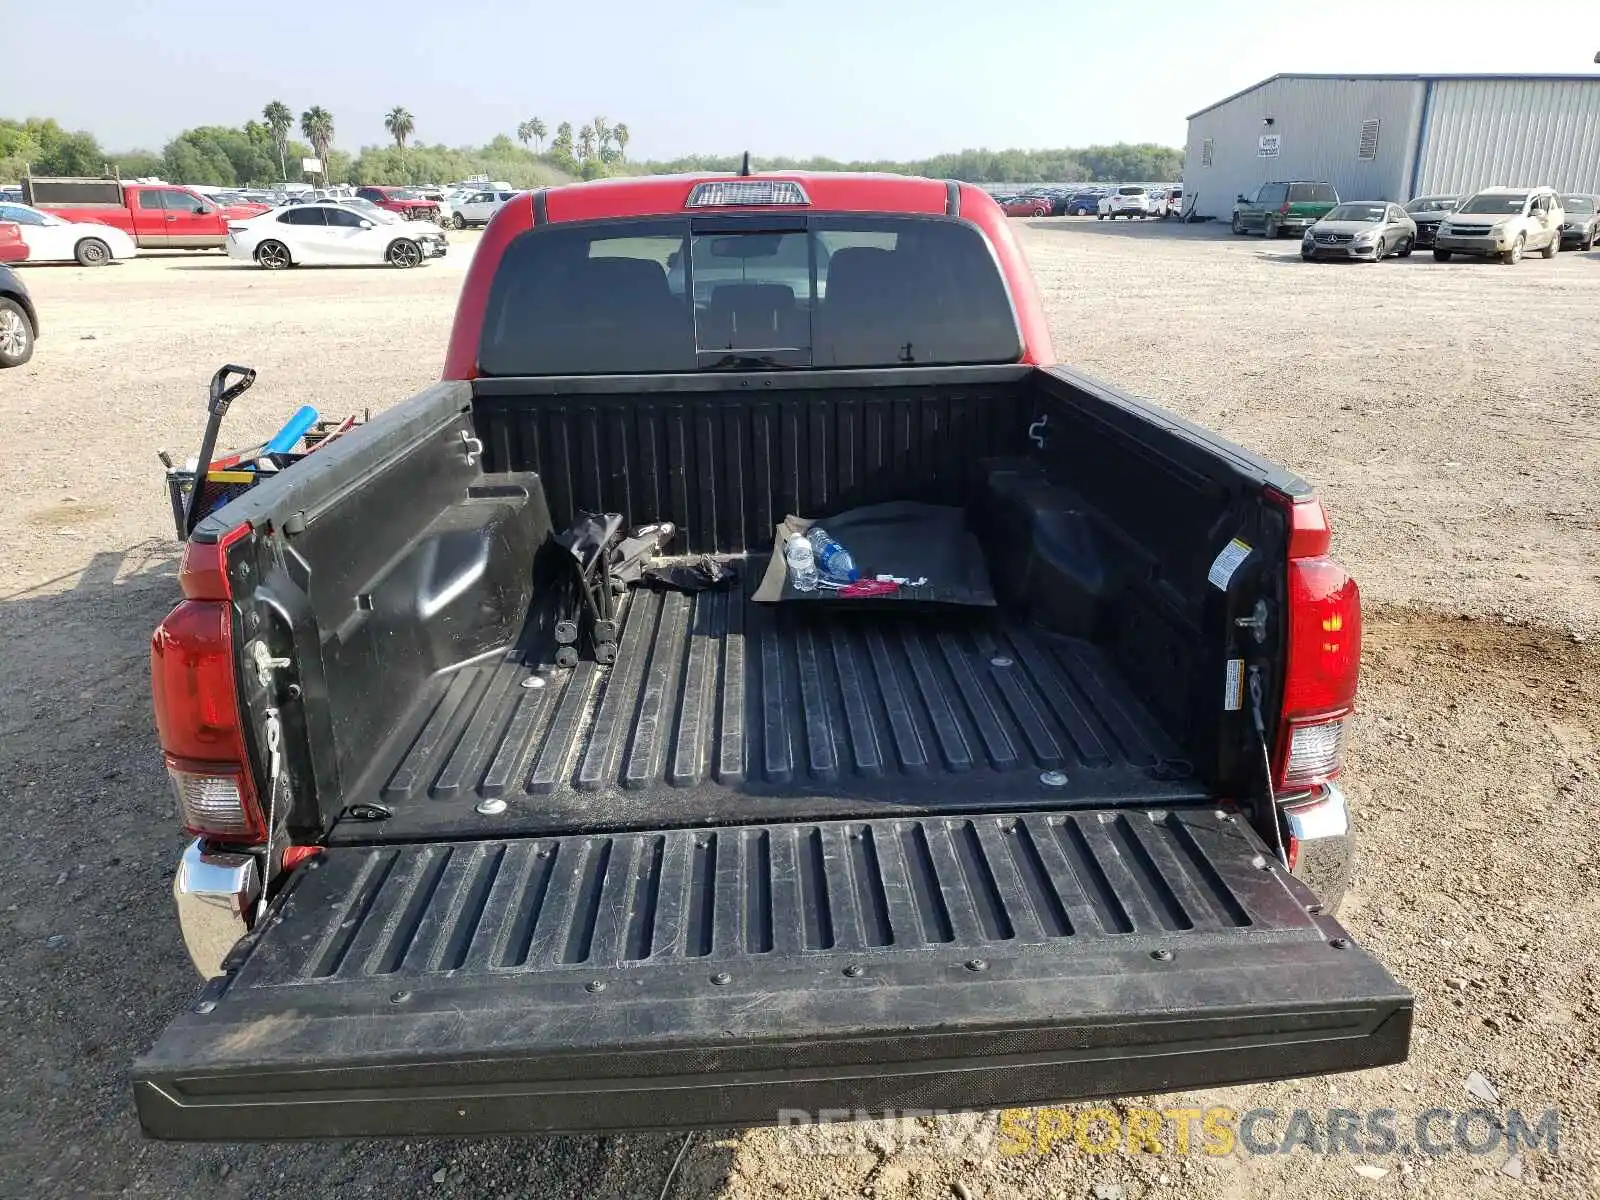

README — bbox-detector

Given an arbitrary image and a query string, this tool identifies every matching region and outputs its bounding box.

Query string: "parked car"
[1232,181,1339,238]
[226,202,448,269]
[1558,194,1599,250]
[1064,188,1103,216]
[133,172,1407,1143]
[354,186,445,225]
[998,193,1052,217]
[1300,202,1416,261]
[0,221,26,263]
[452,189,521,228]
[1161,186,1183,218]
[0,201,138,265]
[1433,187,1563,264]
[0,263,37,367]
[1098,185,1157,219]
[1026,188,1073,216]
[409,186,456,225]
[1402,195,1459,248]
[23,177,268,250]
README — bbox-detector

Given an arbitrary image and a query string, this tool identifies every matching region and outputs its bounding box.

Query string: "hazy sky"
[6,0,1599,158]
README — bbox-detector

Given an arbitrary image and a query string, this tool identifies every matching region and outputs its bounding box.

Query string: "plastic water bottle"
[806,527,860,583]
[785,533,818,592]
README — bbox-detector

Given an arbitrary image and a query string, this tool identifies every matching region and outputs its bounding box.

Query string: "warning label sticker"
[1224,658,1244,711]
[1207,538,1253,591]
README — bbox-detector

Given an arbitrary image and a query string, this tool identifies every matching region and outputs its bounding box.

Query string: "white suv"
[451,189,521,229]
[1433,186,1564,264]
[1097,185,1157,220]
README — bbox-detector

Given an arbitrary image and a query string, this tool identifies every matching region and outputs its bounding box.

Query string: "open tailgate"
[135,807,1410,1140]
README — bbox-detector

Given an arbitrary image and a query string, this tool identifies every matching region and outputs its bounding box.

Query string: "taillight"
[151,527,264,842]
[1273,496,1361,790]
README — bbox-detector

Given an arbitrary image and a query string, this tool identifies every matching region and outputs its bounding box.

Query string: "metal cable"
[657,1131,696,1200]
[1247,668,1289,867]
[255,708,283,923]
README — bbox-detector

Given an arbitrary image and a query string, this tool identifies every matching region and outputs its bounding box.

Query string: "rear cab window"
[1290,183,1338,203]
[478,215,1021,376]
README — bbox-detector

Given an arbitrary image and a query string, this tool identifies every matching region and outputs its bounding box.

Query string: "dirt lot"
[1,221,1596,1199]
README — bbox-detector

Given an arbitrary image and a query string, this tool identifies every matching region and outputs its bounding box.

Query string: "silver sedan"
[1301,202,1418,261]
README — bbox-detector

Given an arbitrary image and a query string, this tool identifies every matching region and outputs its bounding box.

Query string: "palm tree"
[553,122,573,157]
[516,120,533,148]
[592,116,610,157]
[300,107,334,178]
[384,106,415,153]
[263,100,293,181]
[612,123,630,162]
[576,124,595,162]
[530,117,547,152]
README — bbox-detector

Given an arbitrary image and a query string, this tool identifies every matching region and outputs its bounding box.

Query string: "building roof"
[1187,73,1600,121]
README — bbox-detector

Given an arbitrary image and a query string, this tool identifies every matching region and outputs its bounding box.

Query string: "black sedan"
[1560,194,1599,250]
[0,264,37,368]
[1403,195,1460,248]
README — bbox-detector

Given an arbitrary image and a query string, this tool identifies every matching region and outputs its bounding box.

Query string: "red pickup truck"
[135,171,1409,1141]
[0,221,26,263]
[355,185,445,225]
[23,177,268,250]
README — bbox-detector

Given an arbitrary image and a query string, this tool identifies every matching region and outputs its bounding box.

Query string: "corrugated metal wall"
[1185,78,1424,218]
[1415,79,1600,194]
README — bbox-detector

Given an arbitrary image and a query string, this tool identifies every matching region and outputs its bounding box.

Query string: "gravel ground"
[1,221,1595,1199]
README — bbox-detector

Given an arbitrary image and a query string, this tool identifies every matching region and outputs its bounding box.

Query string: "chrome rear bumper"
[1283,784,1354,915]
[173,839,259,979]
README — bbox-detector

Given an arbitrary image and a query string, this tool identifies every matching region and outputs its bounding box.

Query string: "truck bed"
[337,568,1204,843]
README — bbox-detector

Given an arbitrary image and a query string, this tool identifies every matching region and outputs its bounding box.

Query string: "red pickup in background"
[22,178,269,250]
[355,185,444,224]
[0,222,27,263]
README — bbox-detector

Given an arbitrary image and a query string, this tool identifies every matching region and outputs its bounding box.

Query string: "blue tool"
[264,405,319,455]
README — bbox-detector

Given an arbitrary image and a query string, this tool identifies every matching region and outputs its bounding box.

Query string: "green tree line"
[4,111,1181,190]
[626,144,1182,183]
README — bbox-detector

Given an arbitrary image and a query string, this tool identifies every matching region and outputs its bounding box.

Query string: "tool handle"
[186,364,255,536]
[208,364,256,416]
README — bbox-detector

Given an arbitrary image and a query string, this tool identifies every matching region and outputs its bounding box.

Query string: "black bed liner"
[337,582,1202,842]
[135,805,1411,1140]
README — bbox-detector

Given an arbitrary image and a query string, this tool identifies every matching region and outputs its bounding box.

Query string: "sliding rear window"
[477,215,1021,375]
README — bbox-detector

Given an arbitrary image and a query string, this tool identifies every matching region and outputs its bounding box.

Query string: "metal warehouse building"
[1183,73,1600,219]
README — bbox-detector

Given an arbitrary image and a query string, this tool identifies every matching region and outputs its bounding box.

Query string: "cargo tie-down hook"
[1028,414,1049,449]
